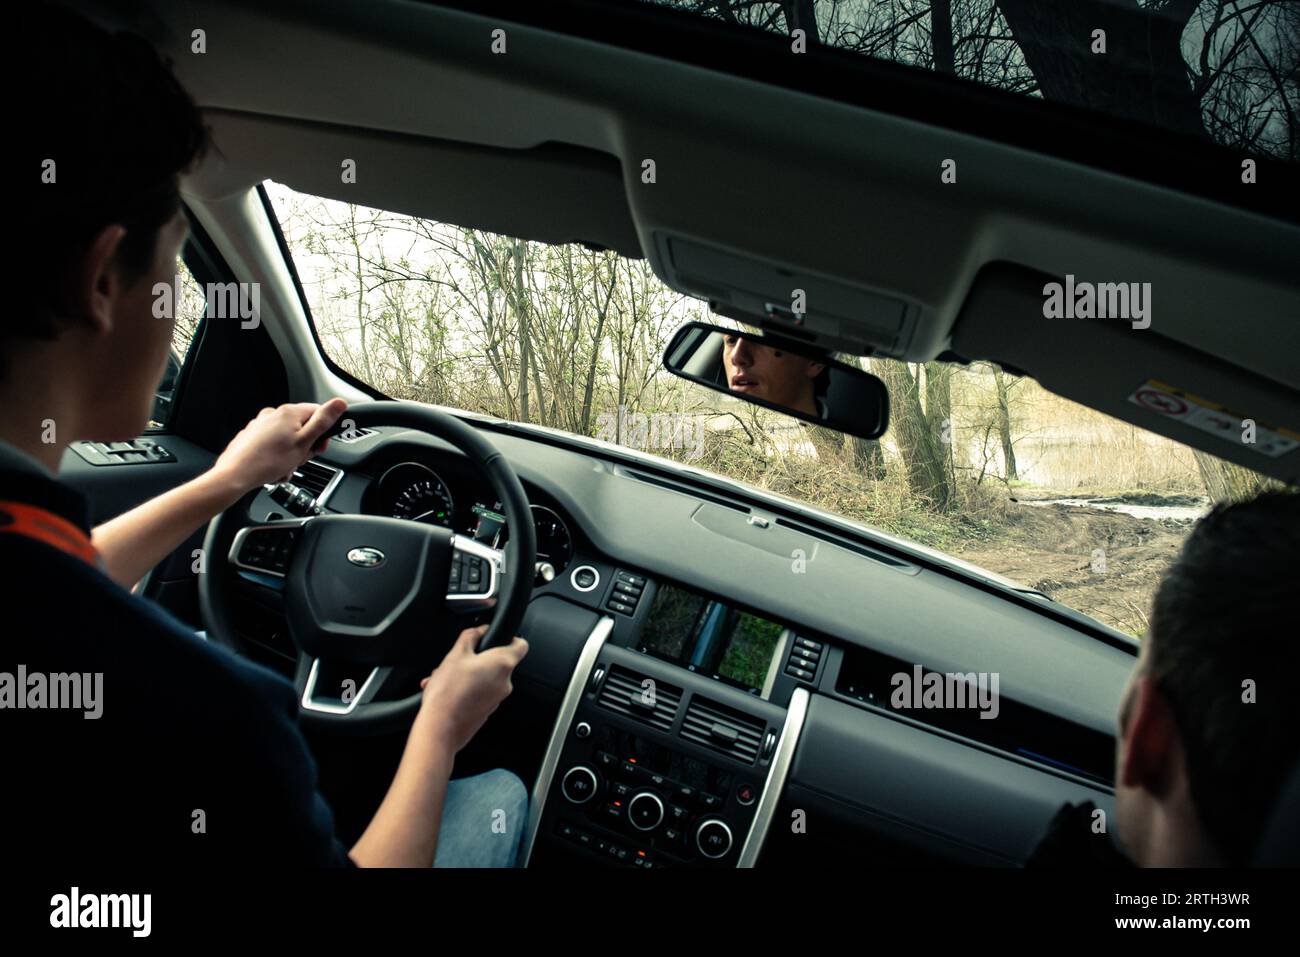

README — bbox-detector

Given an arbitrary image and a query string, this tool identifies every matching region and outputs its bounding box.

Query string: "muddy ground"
[949,492,1203,637]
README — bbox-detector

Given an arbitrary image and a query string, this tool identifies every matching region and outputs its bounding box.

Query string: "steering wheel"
[198,401,537,733]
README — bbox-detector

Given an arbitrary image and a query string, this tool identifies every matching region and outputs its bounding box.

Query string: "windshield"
[267,181,1279,639]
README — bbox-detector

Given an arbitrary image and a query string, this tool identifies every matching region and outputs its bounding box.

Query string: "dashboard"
[354,450,795,701]
[238,426,1137,868]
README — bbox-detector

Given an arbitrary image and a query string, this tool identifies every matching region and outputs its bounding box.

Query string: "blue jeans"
[193,632,530,866]
[433,768,529,868]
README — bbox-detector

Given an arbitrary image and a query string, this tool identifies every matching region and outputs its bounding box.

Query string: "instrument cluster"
[370,459,575,576]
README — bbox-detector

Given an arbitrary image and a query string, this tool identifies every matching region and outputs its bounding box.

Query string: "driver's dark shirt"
[0,459,354,868]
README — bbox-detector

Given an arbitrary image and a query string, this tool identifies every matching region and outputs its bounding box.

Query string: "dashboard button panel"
[606,569,648,616]
[785,636,825,683]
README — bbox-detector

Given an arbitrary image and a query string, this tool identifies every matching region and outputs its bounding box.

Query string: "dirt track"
[950,496,1200,637]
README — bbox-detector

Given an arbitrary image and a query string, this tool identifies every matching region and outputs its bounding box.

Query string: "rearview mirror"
[663,322,889,440]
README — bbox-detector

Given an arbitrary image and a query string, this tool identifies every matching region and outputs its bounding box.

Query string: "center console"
[522,576,812,868]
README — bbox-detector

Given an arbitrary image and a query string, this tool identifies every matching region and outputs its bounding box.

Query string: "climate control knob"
[695,818,734,859]
[561,765,599,805]
[627,791,665,831]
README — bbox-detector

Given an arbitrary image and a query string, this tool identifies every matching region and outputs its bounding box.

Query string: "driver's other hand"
[417,625,528,754]
[211,398,349,491]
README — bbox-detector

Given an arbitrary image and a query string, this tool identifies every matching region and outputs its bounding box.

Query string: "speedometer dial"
[378,462,455,527]
[531,506,574,574]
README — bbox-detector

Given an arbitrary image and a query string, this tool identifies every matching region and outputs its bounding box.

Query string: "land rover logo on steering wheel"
[346,547,386,568]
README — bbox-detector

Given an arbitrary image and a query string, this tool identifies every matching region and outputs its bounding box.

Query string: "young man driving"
[4,4,529,868]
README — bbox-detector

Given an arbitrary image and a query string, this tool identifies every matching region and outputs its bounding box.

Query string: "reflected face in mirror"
[721,333,827,417]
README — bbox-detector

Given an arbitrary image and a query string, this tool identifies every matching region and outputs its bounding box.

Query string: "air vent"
[597,666,682,732]
[332,427,378,444]
[292,460,341,503]
[680,697,765,765]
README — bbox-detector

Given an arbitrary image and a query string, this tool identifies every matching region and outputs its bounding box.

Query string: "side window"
[148,256,206,430]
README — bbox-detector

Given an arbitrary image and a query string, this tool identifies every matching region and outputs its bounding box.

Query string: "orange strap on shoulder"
[0,500,100,566]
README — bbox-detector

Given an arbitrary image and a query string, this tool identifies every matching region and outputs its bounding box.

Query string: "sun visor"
[186,109,642,258]
[951,264,1300,484]
[655,233,920,356]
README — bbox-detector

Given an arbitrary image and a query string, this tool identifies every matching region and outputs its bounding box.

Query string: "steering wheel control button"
[570,564,600,593]
[628,792,665,831]
[695,819,734,859]
[236,527,299,575]
[447,542,499,600]
[561,766,599,805]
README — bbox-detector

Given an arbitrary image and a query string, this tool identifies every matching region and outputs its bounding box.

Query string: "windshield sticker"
[1127,380,1299,458]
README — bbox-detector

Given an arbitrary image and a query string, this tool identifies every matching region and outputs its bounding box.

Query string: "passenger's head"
[1114,488,1300,866]
[721,332,827,417]
[12,4,207,438]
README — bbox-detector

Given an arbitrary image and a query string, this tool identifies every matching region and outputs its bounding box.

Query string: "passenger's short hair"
[1145,488,1300,865]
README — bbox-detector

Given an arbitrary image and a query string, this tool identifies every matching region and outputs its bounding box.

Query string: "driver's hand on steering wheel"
[416,625,529,755]
[211,398,349,492]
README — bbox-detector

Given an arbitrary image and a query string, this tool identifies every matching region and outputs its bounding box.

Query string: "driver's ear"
[76,223,128,336]
[806,361,827,378]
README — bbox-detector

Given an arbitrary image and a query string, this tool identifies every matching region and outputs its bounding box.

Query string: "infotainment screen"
[637,583,787,696]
